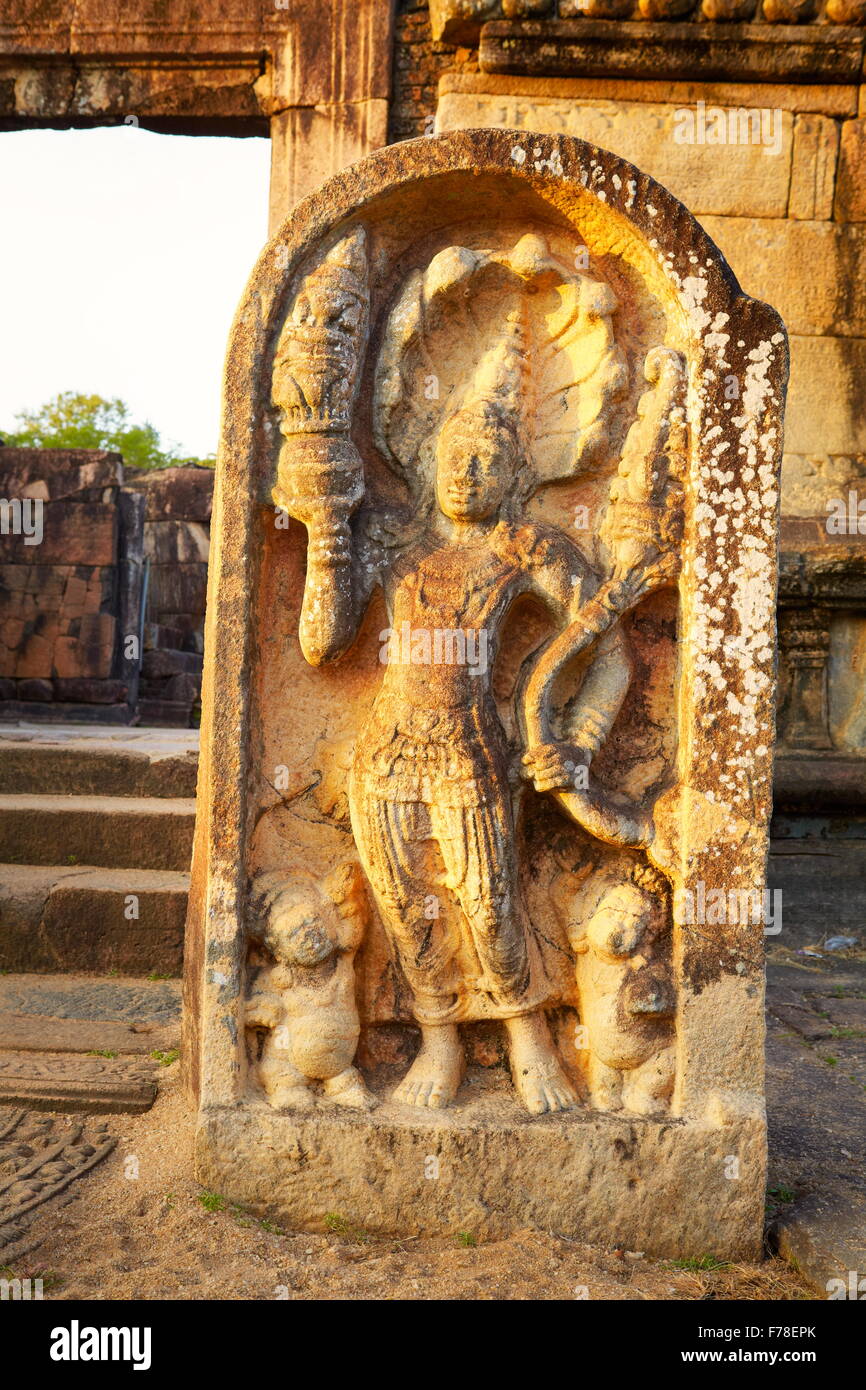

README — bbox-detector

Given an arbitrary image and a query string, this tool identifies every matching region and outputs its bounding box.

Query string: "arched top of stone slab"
[225,128,786,428]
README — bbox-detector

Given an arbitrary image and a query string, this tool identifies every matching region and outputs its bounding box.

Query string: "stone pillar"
[262,0,395,235]
[777,607,833,750]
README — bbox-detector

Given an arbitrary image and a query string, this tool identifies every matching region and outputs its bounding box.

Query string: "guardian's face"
[435,411,516,522]
[269,901,335,967]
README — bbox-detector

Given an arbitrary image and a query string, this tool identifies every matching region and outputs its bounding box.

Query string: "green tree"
[1,392,214,470]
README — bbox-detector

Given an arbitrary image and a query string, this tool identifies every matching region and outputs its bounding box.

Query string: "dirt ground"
[6,1068,814,1302]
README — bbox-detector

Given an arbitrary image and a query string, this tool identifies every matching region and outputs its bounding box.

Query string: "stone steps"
[0,729,198,797]
[0,728,189,1117]
[0,865,188,975]
[0,794,195,871]
[0,727,198,976]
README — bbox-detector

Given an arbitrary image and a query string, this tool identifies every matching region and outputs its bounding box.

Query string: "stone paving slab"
[0,1110,117,1264]
[0,974,182,1025]
[0,723,200,751]
[0,1014,179,1056]
[0,1051,158,1114]
[0,975,177,1120]
[765,950,866,1295]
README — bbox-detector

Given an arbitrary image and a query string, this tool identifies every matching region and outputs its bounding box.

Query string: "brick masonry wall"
[389,0,472,143]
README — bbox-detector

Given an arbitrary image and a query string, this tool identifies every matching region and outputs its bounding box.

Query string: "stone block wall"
[0,448,142,721]
[0,451,213,727]
[112,465,213,726]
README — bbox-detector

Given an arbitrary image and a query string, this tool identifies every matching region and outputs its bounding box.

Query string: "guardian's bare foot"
[506,1012,577,1115]
[323,1066,378,1110]
[392,1024,465,1109]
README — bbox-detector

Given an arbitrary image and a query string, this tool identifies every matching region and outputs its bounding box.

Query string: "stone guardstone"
[184,129,787,1259]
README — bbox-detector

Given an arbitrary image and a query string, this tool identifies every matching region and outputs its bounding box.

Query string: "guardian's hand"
[521,742,592,794]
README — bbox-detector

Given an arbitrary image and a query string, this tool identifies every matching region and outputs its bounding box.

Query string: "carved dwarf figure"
[565,861,676,1115]
[245,863,376,1111]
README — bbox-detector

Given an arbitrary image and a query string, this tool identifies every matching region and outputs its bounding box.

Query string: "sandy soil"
[5,1067,814,1302]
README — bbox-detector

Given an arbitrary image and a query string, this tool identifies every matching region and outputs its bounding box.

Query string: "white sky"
[0,126,271,459]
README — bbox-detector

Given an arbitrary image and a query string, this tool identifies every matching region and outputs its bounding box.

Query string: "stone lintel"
[0,1,395,135]
[479,20,866,85]
[779,527,866,603]
[0,56,268,132]
[438,69,861,118]
[774,751,866,812]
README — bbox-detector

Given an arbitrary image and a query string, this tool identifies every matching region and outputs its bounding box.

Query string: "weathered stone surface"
[0,1111,116,1261]
[0,972,181,1026]
[141,648,203,679]
[198,1091,766,1254]
[0,1011,177,1050]
[187,129,784,1255]
[123,465,213,521]
[144,622,186,651]
[163,671,200,705]
[0,1013,178,1056]
[53,677,127,704]
[828,613,866,749]
[436,89,794,216]
[0,501,117,566]
[770,837,866,942]
[0,564,117,681]
[143,518,209,564]
[789,113,839,220]
[433,0,866,42]
[786,337,866,455]
[262,0,395,110]
[438,70,860,119]
[0,699,132,724]
[834,118,866,222]
[269,100,390,235]
[146,562,208,617]
[41,872,186,976]
[0,862,188,974]
[16,677,52,702]
[0,445,134,705]
[137,698,196,726]
[0,727,199,797]
[699,217,866,337]
[0,448,121,500]
[430,0,505,43]
[781,452,866,517]
[774,753,866,813]
[765,960,866,1295]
